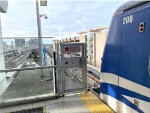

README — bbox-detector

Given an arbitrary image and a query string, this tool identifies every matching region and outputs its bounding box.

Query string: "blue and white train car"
[100,1,150,113]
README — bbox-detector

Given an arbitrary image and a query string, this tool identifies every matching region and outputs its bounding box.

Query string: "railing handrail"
[0,65,58,73]
[2,36,54,39]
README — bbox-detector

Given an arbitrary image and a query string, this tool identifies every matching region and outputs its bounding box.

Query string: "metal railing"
[0,65,57,73]
[0,65,59,108]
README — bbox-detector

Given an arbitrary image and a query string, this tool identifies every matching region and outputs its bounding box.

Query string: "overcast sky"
[1,0,128,40]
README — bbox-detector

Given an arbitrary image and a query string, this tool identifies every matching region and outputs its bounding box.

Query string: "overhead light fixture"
[40,0,47,6]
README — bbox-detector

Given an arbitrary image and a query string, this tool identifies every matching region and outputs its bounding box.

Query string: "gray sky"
[1,0,128,40]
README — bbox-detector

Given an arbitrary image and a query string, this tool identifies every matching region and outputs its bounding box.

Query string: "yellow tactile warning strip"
[79,91,115,113]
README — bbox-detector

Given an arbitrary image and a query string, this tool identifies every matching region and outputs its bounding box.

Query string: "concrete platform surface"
[0,91,114,113]
[0,58,54,101]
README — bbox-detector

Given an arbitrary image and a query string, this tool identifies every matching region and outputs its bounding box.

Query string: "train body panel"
[100,1,150,113]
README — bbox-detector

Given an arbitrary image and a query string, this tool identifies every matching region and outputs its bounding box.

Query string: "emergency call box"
[60,43,85,68]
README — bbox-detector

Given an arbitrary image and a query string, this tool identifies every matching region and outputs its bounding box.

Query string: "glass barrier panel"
[1,38,54,70]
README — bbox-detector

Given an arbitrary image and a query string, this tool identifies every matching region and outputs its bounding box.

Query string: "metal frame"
[0,43,87,100]
[56,43,61,96]
[59,43,87,95]
[0,94,58,108]
[85,35,87,90]
[0,65,58,107]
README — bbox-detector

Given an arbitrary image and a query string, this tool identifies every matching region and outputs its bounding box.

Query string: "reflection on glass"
[2,38,53,69]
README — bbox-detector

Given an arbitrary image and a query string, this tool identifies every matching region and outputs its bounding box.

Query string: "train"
[100,1,150,113]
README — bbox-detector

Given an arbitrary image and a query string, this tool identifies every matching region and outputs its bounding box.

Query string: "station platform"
[0,43,115,113]
[0,91,114,113]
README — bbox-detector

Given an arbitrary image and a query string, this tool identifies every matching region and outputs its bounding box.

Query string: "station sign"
[64,45,81,53]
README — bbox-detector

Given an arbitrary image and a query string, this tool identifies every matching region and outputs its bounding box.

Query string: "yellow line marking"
[79,91,115,113]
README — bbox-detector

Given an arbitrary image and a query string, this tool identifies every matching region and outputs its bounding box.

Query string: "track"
[65,68,100,91]
[46,52,100,95]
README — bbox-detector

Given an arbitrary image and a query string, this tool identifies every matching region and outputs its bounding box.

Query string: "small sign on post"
[64,45,81,54]
[65,47,69,51]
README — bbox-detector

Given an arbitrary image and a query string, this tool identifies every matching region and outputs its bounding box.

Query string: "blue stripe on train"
[100,83,150,113]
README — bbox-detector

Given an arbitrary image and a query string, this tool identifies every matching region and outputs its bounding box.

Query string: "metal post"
[94,32,96,66]
[56,43,60,96]
[36,0,43,76]
[61,44,65,96]
[84,36,87,90]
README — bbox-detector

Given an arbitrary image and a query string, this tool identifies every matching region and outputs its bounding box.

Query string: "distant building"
[55,27,108,68]
[29,39,39,47]
[77,27,108,68]
[43,44,53,48]
[2,41,7,48]
[15,39,25,47]
[11,41,15,48]
[25,41,29,45]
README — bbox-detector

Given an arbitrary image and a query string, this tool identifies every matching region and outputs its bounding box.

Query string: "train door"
[120,4,150,113]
